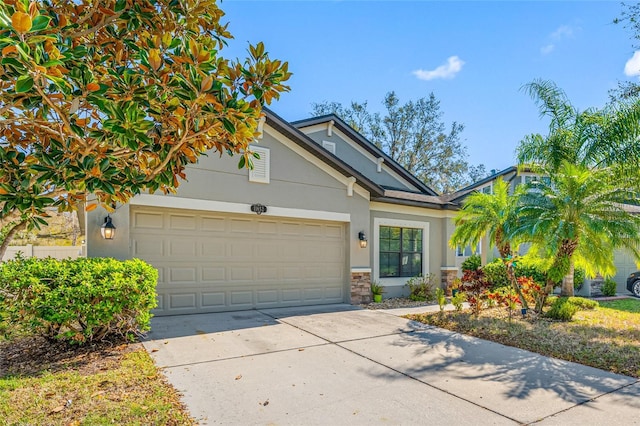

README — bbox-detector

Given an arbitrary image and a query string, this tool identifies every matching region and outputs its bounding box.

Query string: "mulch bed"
[0,335,137,378]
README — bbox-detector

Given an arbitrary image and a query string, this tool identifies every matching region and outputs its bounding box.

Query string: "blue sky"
[221,1,636,172]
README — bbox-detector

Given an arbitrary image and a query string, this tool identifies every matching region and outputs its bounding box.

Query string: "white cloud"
[624,51,640,77]
[413,56,465,81]
[551,25,574,40]
[540,24,578,55]
[540,44,555,55]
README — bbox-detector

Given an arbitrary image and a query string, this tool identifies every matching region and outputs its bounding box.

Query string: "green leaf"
[222,118,235,134]
[15,75,33,93]
[29,15,51,32]
[237,156,246,169]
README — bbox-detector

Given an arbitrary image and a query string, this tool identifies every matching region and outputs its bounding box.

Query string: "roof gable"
[292,114,439,196]
[263,108,384,198]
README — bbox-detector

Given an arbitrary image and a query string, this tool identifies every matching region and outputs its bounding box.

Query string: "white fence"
[2,244,85,261]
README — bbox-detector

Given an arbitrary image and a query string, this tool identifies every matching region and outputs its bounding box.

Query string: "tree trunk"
[560,261,575,297]
[0,220,27,261]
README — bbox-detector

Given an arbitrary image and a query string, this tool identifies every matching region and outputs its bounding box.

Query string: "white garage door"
[130,207,347,315]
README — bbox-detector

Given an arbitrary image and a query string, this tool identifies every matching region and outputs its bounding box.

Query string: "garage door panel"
[131,207,347,315]
[257,220,278,234]
[168,214,197,230]
[169,239,197,257]
[133,238,164,257]
[168,267,197,283]
[230,218,256,233]
[202,292,226,308]
[201,216,226,232]
[169,293,197,310]
[202,267,225,282]
[132,211,164,229]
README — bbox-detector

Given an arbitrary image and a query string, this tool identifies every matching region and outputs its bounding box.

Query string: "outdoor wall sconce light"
[101,215,116,240]
[358,231,368,248]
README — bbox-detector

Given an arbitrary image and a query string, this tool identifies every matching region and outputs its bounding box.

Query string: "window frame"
[379,225,423,278]
[373,217,429,286]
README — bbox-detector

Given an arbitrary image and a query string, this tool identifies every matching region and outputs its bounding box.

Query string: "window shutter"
[322,140,336,155]
[249,146,270,183]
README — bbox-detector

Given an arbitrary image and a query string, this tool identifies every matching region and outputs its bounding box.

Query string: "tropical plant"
[602,279,618,297]
[435,287,446,312]
[460,254,481,272]
[0,0,291,258]
[450,178,520,259]
[514,162,640,297]
[370,281,385,296]
[517,79,640,174]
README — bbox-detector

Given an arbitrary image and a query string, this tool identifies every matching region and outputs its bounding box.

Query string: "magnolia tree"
[0,0,291,256]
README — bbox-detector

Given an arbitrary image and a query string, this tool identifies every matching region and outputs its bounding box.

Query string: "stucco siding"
[87,126,371,269]
[304,129,417,191]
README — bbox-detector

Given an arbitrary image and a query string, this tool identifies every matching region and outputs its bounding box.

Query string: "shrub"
[566,297,598,310]
[602,279,617,297]
[405,274,436,302]
[461,254,481,272]
[514,261,547,285]
[451,291,466,311]
[545,297,580,321]
[482,260,509,289]
[460,269,492,315]
[435,287,446,311]
[0,257,158,344]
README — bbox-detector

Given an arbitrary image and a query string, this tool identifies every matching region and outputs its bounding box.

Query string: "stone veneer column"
[350,268,372,304]
[440,267,459,292]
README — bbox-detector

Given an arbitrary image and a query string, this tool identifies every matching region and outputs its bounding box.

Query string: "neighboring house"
[450,167,639,294]
[86,111,460,316]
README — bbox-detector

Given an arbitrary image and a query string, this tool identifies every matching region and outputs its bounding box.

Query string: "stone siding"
[351,271,372,304]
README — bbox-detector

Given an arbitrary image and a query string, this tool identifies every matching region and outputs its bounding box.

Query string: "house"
[85,110,462,316]
[450,167,639,294]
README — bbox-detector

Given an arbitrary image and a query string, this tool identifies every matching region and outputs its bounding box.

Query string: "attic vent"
[322,140,336,155]
[249,146,270,184]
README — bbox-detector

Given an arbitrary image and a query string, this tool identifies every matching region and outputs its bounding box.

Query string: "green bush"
[482,260,509,289]
[602,279,617,297]
[566,297,599,310]
[574,268,585,290]
[0,257,158,344]
[461,254,481,272]
[514,262,547,285]
[404,274,436,302]
[545,297,580,321]
[451,291,466,311]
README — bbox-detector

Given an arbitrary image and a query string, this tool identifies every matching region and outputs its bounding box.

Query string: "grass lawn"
[406,298,640,378]
[0,336,195,425]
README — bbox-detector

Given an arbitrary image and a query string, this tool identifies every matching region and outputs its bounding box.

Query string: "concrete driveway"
[144,304,640,425]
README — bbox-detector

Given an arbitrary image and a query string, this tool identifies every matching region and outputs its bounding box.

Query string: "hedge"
[0,257,157,344]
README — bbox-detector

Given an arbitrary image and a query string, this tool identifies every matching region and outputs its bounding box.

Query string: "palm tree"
[514,162,640,297]
[517,79,640,174]
[450,178,519,259]
[450,179,530,308]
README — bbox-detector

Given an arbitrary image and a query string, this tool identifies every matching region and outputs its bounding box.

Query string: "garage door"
[613,249,637,293]
[130,207,347,315]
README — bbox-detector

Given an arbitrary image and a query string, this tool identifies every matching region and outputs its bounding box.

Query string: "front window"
[379,226,422,278]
